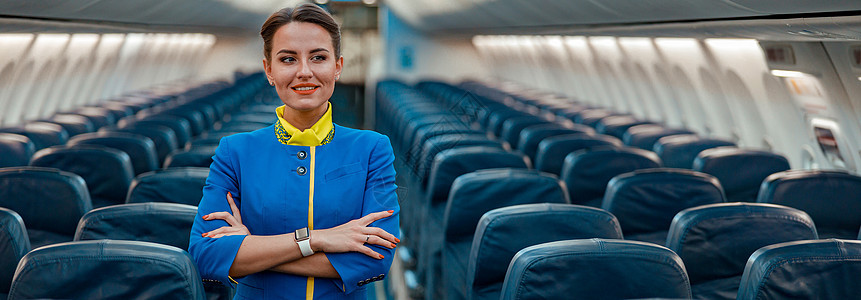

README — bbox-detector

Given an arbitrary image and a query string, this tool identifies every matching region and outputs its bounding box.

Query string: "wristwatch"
[295,227,314,257]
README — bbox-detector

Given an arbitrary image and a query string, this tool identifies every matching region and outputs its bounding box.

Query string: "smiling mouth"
[293,86,317,91]
[291,85,320,94]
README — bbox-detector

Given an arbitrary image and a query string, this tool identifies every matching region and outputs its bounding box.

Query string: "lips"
[291,83,320,95]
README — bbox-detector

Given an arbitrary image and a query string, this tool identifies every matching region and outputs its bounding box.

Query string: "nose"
[297,60,312,79]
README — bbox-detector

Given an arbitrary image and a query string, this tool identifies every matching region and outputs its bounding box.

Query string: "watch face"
[295,228,310,240]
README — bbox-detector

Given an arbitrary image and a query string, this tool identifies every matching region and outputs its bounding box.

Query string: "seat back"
[127,167,208,206]
[737,239,861,300]
[74,107,117,129]
[693,148,790,202]
[75,203,198,250]
[427,146,530,206]
[0,133,35,168]
[602,168,725,244]
[756,170,861,239]
[68,132,159,176]
[595,115,652,139]
[0,167,91,247]
[8,240,206,300]
[47,114,95,137]
[30,145,134,208]
[0,122,69,150]
[561,147,662,206]
[623,125,694,150]
[418,134,503,185]
[667,203,818,285]
[499,116,548,148]
[535,133,622,175]
[654,135,736,169]
[106,123,179,165]
[468,204,623,300]
[500,239,691,300]
[164,146,217,168]
[0,208,30,294]
[517,123,593,162]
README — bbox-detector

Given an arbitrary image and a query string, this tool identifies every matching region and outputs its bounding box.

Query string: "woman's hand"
[202,192,250,238]
[311,210,399,259]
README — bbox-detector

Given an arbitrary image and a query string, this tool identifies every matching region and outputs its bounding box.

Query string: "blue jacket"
[189,123,399,299]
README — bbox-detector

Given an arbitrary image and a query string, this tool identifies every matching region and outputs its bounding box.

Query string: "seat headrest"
[427,146,529,205]
[75,203,198,250]
[738,239,861,300]
[535,133,622,175]
[561,146,662,205]
[0,122,69,150]
[500,116,548,148]
[623,126,694,151]
[488,110,533,138]
[0,167,91,234]
[9,240,205,299]
[573,109,613,127]
[48,114,95,136]
[67,131,159,175]
[468,204,622,300]
[0,208,30,293]
[444,169,568,241]
[75,107,116,129]
[0,133,35,168]
[500,239,691,300]
[127,167,209,206]
[603,168,725,235]
[517,124,592,160]
[419,134,502,183]
[164,146,217,168]
[693,148,790,202]
[31,145,134,204]
[667,202,817,284]
[595,116,652,139]
[654,135,736,169]
[756,170,861,239]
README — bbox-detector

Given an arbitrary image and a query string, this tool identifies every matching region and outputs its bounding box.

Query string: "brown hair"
[260,3,341,62]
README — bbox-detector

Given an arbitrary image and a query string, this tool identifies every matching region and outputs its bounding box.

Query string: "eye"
[311,55,327,62]
[280,56,296,63]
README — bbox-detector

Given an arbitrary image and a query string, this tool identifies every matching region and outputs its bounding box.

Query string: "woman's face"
[264,22,342,115]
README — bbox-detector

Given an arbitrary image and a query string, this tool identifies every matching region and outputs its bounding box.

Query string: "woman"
[189,4,400,299]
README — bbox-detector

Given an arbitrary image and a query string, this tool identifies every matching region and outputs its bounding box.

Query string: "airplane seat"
[102,123,179,166]
[400,113,461,154]
[8,240,206,300]
[224,113,277,126]
[442,170,570,300]
[693,148,790,202]
[534,133,622,176]
[162,108,207,137]
[74,107,118,129]
[500,239,692,300]
[595,115,654,140]
[212,122,268,134]
[0,122,69,151]
[417,146,530,299]
[623,125,695,150]
[602,168,725,245]
[466,204,623,300]
[177,103,218,131]
[517,123,594,161]
[561,146,662,207]
[499,116,549,149]
[554,105,589,122]
[45,114,96,137]
[100,102,136,121]
[667,203,818,300]
[126,167,208,206]
[190,136,224,147]
[417,134,503,187]
[408,123,481,170]
[67,132,159,176]
[0,167,91,248]
[737,239,861,300]
[573,109,614,127]
[756,170,861,239]
[0,133,35,168]
[653,135,736,169]
[122,116,193,149]
[0,208,30,298]
[30,145,134,208]
[164,145,217,168]
[74,202,197,250]
[487,109,534,139]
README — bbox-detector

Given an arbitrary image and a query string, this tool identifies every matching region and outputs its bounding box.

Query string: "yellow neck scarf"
[274,103,334,146]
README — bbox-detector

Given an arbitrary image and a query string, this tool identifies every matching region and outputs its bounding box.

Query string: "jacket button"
[297,151,307,160]
[297,166,307,175]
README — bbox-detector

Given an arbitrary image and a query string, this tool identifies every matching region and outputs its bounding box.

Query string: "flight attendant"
[189,4,400,299]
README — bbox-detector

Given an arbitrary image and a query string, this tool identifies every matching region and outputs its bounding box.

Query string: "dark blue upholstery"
[573,109,614,127]
[0,133,34,168]
[756,170,861,239]
[418,134,503,186]
[500,239,691,300]
[517,123,594,162]
[499,116,548,149]
[654,135,736,169]
[595,115,653,139]
[0,167,91,248]
[467,204,623,300]
[163,108,207,137]
[215,122,267,134]
[74,203,197,250]
[561,146,662,207]
[47,114,95,137]
[408,123,480,167]
[74,107,116,129]
[124,116,193,149]
[0,122,69,150]
[164,146,217,168]
[602,168,725,245]
[487,109,533,139]
[105,123,179,166]
[693,148,790,202]
[8,240,206,300]
[126,167,208,206]
[30,145,134,208]
[442,170,569,300]
[68,132,159,176]
[535,133,623,175]
[737,239,861,300]
[667,203,818,300]
[623,125,694,150]
[0,208,30,295]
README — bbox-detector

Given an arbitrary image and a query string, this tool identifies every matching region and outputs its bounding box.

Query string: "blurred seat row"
[375,79,861,299]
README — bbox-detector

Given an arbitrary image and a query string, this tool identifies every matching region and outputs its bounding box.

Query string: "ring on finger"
[365,235,370,243]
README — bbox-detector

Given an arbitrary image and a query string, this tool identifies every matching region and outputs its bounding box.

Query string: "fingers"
[363,227,399,245]
[202,211,240,227]
[365,235,397,249]
[227,192,242,225]
[358,210,395,226]
[202,226,247,238]
[357,246,385,260]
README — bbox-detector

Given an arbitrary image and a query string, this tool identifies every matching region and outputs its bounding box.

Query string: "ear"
[335,56,343,80]
[263,58,274,84]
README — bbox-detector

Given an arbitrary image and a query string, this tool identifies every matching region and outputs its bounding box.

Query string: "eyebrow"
[276,48,330,55]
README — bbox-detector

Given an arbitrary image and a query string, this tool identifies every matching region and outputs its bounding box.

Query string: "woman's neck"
[281,102,328,131]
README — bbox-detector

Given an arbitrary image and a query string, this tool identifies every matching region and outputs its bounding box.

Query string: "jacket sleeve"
[188,137,247,288]
[327,135,400,294]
